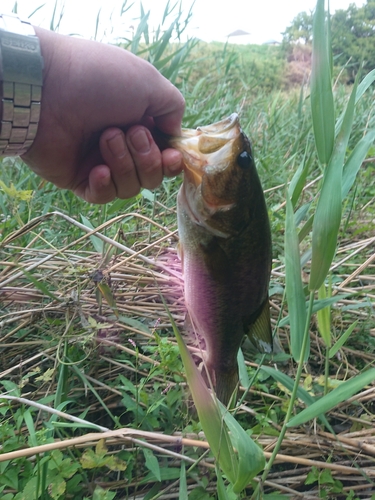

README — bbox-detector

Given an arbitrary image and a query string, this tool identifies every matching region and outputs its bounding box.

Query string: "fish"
[169,113,273,405]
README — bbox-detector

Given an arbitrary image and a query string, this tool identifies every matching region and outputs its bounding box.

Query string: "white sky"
[2,0,367,44]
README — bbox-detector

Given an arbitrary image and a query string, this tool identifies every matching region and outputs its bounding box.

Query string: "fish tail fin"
[215,369,239,407]
[247,296,274,354]
[203,365,239,407]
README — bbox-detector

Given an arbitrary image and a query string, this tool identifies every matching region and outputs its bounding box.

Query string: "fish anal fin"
[245,297,273,354]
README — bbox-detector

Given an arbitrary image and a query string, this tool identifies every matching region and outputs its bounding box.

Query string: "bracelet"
[0,13,43,157]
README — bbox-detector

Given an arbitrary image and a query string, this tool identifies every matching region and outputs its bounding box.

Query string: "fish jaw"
[170,113,247,204]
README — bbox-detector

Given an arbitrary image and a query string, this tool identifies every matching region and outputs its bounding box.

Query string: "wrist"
[0,14,43,157]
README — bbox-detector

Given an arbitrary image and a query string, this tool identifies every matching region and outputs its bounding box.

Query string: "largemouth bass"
[170,113,273,405]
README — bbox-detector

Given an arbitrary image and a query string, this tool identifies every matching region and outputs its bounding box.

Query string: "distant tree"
[282,0,375,81]
[331,1,375,79]
[282,11,314,45]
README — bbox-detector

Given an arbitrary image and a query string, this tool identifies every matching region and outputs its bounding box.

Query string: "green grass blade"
[279,293,350,327]
[19,268,62,302]
[309,78,358,291]
[311,0,334,164]
[179,461,188,500]
[335,70,375,134]
[237,348,250,389]
[317,283,331,347]
[285,196,308,362]
[329,320,358,358]
[289,153,312,207]
[260,366,332,430]
[80,215,104,253]
[342,129,375,199]
[287,368,375,427]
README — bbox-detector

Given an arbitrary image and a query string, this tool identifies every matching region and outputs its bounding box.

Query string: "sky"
[2,0,367,45]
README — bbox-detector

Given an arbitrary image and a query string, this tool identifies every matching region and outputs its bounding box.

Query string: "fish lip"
[170,113,241,187]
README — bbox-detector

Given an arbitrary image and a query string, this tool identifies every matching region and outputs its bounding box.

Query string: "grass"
[1,0,375,498]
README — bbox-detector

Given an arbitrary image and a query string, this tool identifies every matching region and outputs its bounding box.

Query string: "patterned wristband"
[0,13,43,156]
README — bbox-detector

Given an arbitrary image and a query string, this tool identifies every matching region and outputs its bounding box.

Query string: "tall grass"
[1,0,375,498]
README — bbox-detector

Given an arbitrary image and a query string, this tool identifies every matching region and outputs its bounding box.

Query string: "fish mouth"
[170,113,242,187]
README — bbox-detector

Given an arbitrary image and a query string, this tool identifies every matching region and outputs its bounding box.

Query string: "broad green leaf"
[141,189,155,202]
[220,404,265,493]
[287,369,375,427]
[329,320,358,358]
[80,215,104,253]
[143,448,161,482]
[285,196,308,362]
[169,312,237,484]
[92,486,116,500]
[342,129,375,199]
[260,366,331,430]
[311,0,334,164]
[309,79,358,291]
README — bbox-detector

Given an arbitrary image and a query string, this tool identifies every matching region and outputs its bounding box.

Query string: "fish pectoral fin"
[245,297,273,354]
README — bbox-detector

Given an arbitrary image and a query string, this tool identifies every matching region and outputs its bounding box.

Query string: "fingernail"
[130,129,151,153]
[107,133,126,158]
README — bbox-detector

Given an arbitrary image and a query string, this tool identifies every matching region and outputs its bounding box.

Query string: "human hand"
[21,27,185,204]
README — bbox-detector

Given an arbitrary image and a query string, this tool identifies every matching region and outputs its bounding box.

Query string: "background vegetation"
[1,0,375,498]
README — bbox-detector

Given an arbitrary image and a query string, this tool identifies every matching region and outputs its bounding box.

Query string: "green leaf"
[143,447,161,482]
[310,0,334,164]
[97,282,119,318]
[220,404,265,494]
[179,462,188,500]
[287,369,375,427]
[285,195,308,362]
[289,154,312,207]
[329,320,358,358]
[80,215,104,253]
[309,78,358,291]
[141,189,156,203]
[118,315,152,334]
[279,293,350,327]
[172,319,237,484]
[317,283,331,347]
[342,129,375,199]
[19,267,62,302]
[237,348,250,389]
[335,70,375,134]
[260,366,331,430]
[92,486,116,500]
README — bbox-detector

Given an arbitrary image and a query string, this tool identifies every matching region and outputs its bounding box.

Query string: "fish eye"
[237,151,253,169]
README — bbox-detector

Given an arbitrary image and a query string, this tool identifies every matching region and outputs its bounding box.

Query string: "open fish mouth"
[169,113,243,187]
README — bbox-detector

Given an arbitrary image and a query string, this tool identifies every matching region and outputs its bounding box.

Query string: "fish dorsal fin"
[245,297,273,354]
